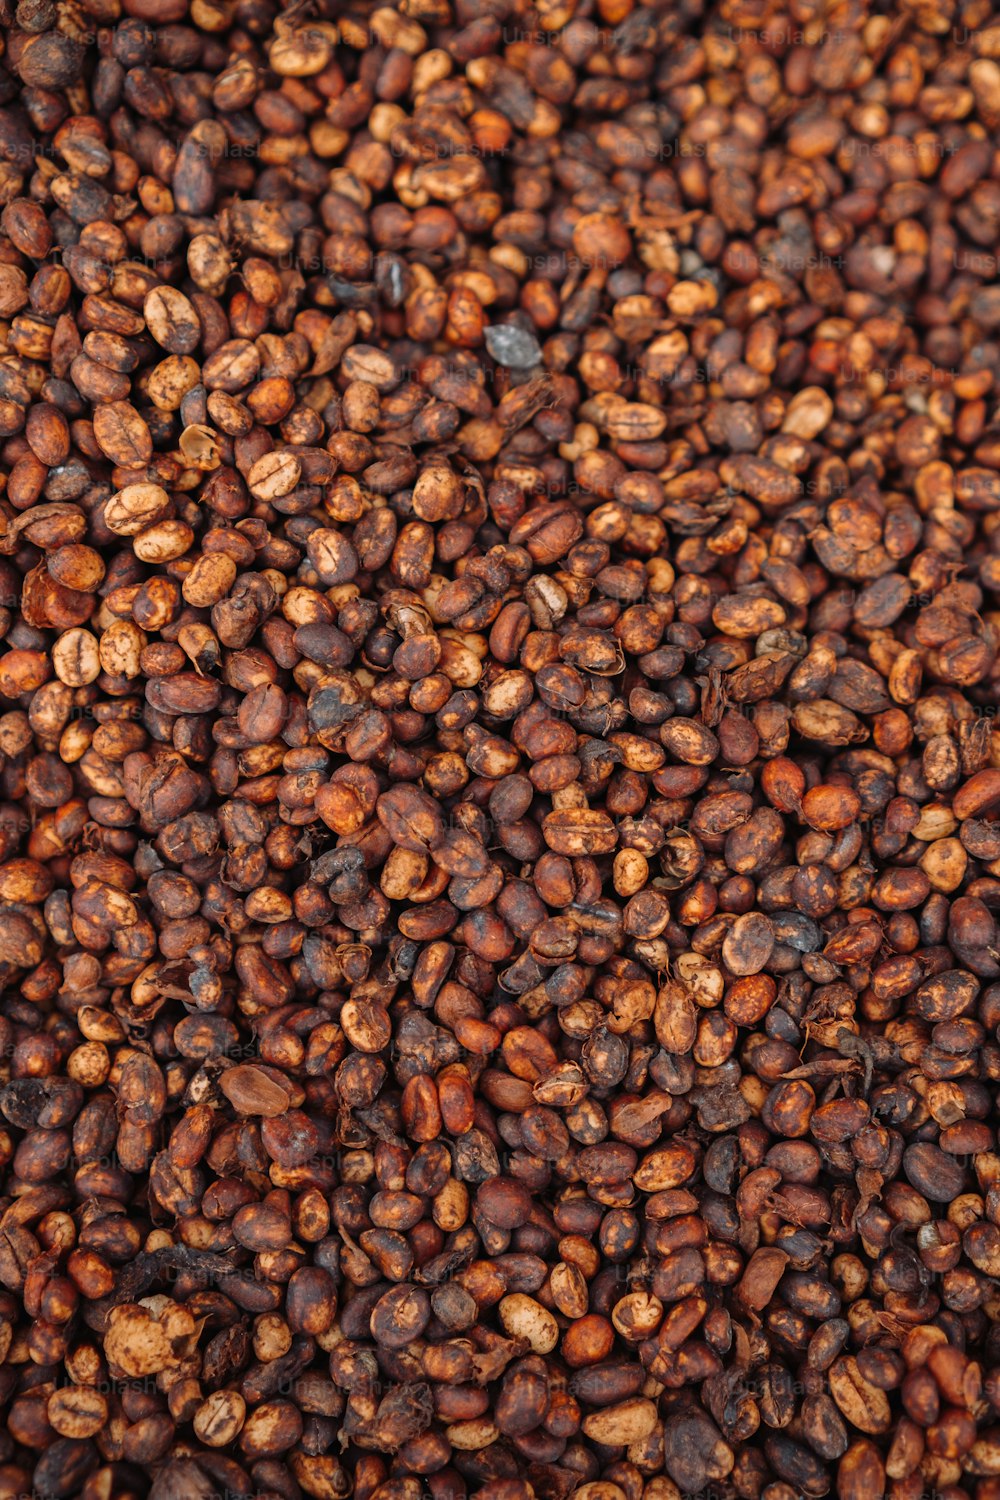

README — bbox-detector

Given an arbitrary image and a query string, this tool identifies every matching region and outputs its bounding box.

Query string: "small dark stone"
[485,323,542,368]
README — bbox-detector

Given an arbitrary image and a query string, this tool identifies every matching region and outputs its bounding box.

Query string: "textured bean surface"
[0,1,1000,1499]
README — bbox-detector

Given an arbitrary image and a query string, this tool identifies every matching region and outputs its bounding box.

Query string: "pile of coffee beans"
[1,0,1000,1496]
